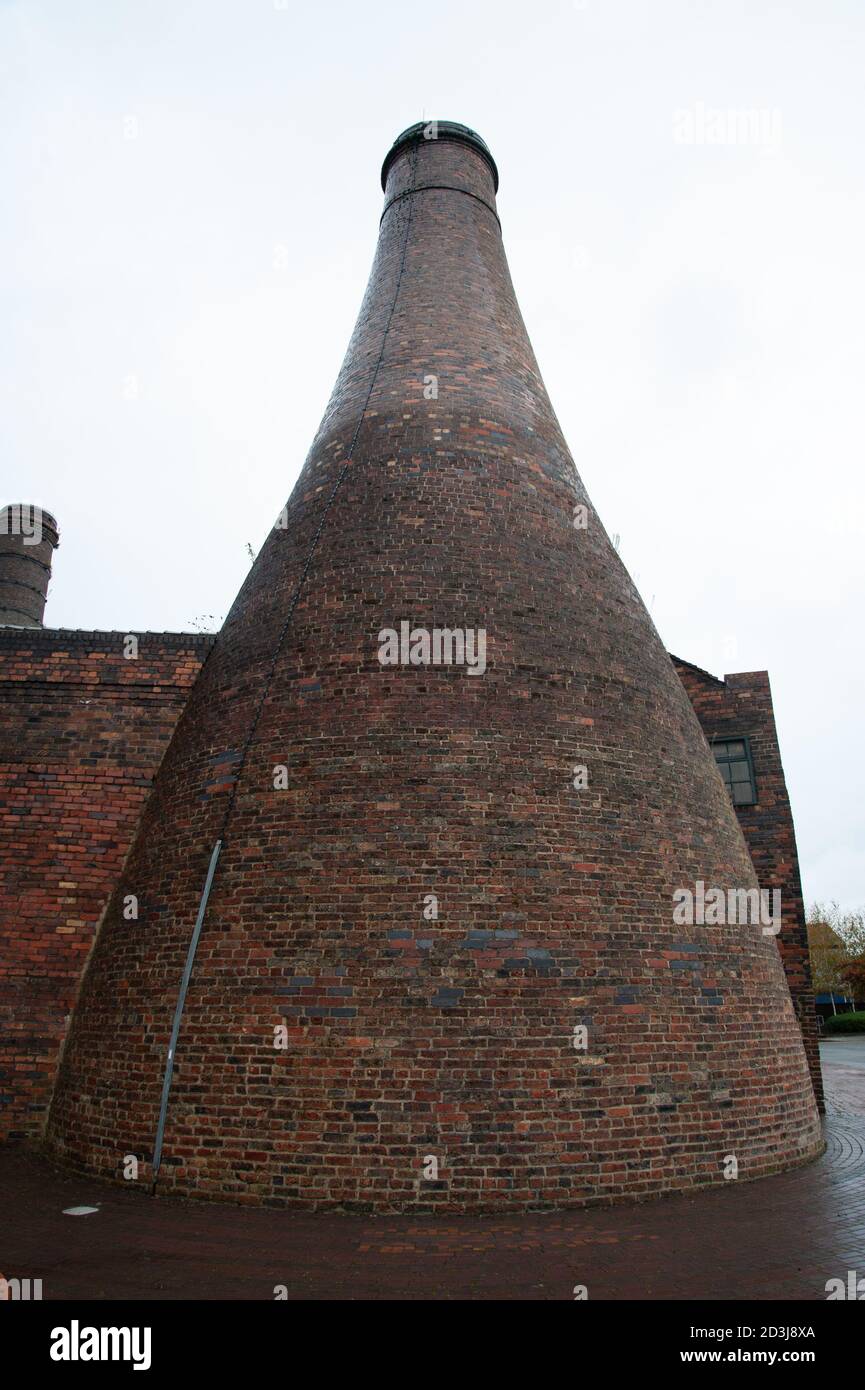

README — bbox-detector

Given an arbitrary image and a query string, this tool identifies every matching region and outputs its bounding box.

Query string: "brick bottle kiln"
[45,123,822,1208]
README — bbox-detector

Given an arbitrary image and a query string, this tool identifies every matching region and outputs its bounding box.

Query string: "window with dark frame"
[711,736,757,806]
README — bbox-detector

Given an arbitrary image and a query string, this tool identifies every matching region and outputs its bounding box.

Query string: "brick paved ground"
[1,1043,862,1301]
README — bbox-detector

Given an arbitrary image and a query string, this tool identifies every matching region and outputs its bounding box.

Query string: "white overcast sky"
[2,0,863,913]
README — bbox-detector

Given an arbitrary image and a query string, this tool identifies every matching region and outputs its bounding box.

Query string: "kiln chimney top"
[381,120,499,192]
[0,504,59,627]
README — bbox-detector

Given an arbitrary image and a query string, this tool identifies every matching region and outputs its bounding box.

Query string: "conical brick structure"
[46,123,822,1209]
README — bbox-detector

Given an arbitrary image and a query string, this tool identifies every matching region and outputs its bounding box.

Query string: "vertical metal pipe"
[150,838,222,1190]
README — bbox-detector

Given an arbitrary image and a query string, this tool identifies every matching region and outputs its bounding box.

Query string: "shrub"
[822,1010,865,1035]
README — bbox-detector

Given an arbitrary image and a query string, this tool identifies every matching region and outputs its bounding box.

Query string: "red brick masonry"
[0,629,213,1139]
[672,658,823,1111]
[0,639,820,1142]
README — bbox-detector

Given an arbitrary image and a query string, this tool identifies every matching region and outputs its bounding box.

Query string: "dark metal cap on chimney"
[381,120,499,191]
[0,504,60,627]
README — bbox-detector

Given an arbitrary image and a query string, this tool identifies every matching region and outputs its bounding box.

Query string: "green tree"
[808,903,865,1011]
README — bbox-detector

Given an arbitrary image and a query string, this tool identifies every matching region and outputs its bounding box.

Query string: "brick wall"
[0,633,818,1152]
[671,657,823,1111]
[0,629,213,1139]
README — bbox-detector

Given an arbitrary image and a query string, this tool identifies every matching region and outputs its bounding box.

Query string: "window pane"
[711,737,756,805]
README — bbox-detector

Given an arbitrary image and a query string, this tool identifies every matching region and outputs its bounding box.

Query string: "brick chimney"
[0,505,59,627]
[46,123,821,1210]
